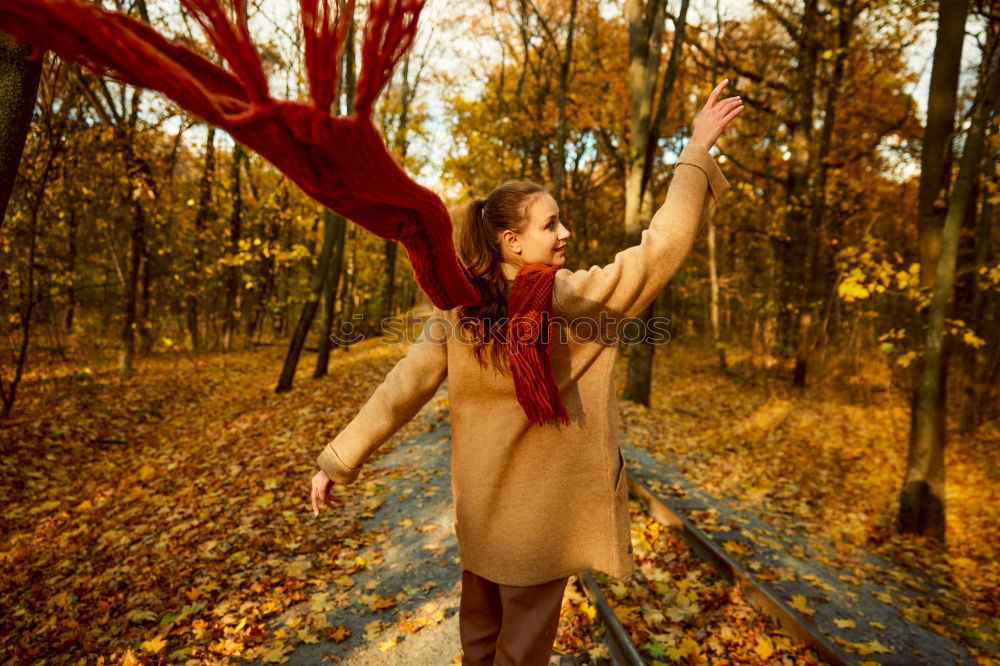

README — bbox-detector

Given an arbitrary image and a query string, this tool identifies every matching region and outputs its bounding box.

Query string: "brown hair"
[457,180,549,374]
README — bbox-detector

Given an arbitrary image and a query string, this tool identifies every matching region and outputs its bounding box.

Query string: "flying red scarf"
[0,0,567,427]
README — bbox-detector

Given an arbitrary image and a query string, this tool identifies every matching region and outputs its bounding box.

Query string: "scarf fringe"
[506,264,570,427]
[0,0,480,312]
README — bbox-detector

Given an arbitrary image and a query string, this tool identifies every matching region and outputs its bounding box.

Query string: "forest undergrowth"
[1,333,996,664]
[615,337,999,660]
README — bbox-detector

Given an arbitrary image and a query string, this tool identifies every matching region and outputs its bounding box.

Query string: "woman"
[310,78,740,665]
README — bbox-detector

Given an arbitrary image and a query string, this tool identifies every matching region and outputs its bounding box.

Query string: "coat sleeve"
[316,307,449,485]
[552,142,731,323]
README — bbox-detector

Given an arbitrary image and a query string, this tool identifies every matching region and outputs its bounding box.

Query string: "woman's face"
[501,193,571,266]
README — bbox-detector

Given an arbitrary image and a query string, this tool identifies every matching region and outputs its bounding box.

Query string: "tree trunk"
[276,211,339,392]
[916,0,969,291]
[705,0,723,370]
[0,30,41,224]
[114,0,157,371]
[774,0,819,373]
[958,143,994,432]
[186,125,216,353]
[624,0,692,406]
[382,237,398,323]
[793,0,857,387]
[117,87,148,378]
[552,0,578,205]
[622,0,665,244]
[137,225,153,355]
[314,211,348,377]
[316,13,356,374]
[898,26,1000,539]
[0,32,42,417]
[63,206,78,333]
[222,143,244,352]
[341,224,359,342]
[118,195,144,378]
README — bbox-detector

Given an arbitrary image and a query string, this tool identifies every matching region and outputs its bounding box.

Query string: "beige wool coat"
[317,142,730,586]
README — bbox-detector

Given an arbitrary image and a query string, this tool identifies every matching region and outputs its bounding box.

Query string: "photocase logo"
[329,313,366,347]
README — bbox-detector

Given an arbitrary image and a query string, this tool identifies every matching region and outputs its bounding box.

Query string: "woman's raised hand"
[690,78,743,151]
[311,469,345,517]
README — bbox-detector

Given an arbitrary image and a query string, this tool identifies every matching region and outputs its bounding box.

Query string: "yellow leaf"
[834,618,856,629]
[297,629,319,644]
[857,639,893,655]
[138,464,157,481]
[644,609,666,626]
[962,329,986,349]
[140,635,167,653]
[364,619,387,640]
[588,643,610,659]
[754,636,774,659]
[789,594,815,616]
[255,492,274,507]
[326,625,350,642]
[774,635,795,651]
[613,604,639,625]
[260,643,293,663]
[370,595,397,612]
[680,636,700,653]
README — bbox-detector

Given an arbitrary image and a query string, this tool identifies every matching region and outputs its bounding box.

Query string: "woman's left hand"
[690,78,743,150]
[311,469,345,517]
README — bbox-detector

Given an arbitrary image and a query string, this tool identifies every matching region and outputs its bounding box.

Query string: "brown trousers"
[459,568,569,666]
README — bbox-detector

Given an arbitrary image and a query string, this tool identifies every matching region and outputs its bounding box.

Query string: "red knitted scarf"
[505,263,570,427]
[0,0,569,427]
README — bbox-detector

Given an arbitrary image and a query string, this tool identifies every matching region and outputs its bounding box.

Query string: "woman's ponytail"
[460,198,493,264]
[456,183,548,373]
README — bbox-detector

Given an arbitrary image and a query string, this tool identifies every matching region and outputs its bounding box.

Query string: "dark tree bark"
[222,142,245,352]
[770,0,819,372]
[958,128,996,432]
[314,211,348,377]
[382,237,398,322]
[276,210,339,393]
[0,32,42,417]
[316,13,356,376]
[380,46,406,324]
[119,180,145,378]
[793,0,859,387]
[0,31,41,225]
[917,0,970,291]
[137,215,153,355]
[624,0,699,407]
[552,0,578,205]
[621,0,665,408]
[899,19,999,539]
[186,125,216,353]
[63,207,78,333]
